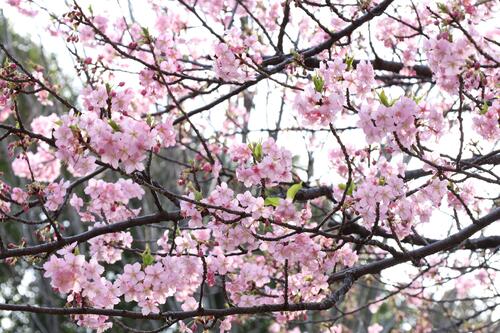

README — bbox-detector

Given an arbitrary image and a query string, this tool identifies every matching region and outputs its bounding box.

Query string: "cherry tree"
[0,0,499,332]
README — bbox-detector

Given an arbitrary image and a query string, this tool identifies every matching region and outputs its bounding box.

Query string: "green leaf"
[286,182,303,200]
[69,124,79,132]
[254,143,262,161]
[108,119,121,132]
[345,55,354,71]
[194,190,203,201]
[480,101,489,115]
[413,94,424,104]
[258,222,273,233]
[338,182,355,195]
[141,244,154,267]
[141,27,152,44]
[377,90,392,107]
[249,142,263,162]
[347,182,355,195]
[437,3,448,13]
[312,73,324,93]
[264,197,280,207]
[146,114,155,126]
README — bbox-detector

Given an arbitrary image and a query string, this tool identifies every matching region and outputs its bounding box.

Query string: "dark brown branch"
[0,211,182,260]
[328,207,500,283]
[174,0,396,124]
[0,274,354,321]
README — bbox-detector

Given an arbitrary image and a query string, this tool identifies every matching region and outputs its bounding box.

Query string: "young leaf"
[264,197,280,207]
[312,73,324,93]
[249,142,263,162]
[347,182,355,195]
[480,101,489,115]
[286,182,303,200]
[108,119,121,132]
[437,3,448,13]
[258,222,273,233]
[345,55,354,71]
[146,113,155,126]
[413,94,424,104]
[338,182,355,195]
[377,90,392,107]
[141,244,154,266]
[141,27,151,39]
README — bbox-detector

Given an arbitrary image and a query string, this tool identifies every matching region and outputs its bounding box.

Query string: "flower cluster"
[0,77,15,122]
[0,182,11,218]
[424,35,472,92]
[43,246,119,332]
[88,223,133,264]
[352,156,447,238]
[11,114,61,182]
[358,97,419,148]
[177,186,360,317]
[349,60,375,96]
[44,180,70,211]
[54,110,176,175]
[114,257,203,315]
[293,59,376,126]
[293,86,344,127]
[213,28,262,82]
[11,149,61,182]
[72,178,145,222]
[214,43,247,82]
[473,101,500,141]
[228,138,293,187]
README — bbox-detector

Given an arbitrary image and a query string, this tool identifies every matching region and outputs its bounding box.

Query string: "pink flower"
[368,323,383,333]
[122,263,145,285]
[231,138,292,187]
[219,318,232,333]
[293,86,344,127]
[138,298,159,316]
[156,116,176,147]
[12,150,61,182]
[11,187,28,204]
[44,180,70,211]
[88,86,108,110]
[473,101,500,141]
[214,43,247,82]
[355,61,374,96]
[320,58,346,87]
[181,296,198,311]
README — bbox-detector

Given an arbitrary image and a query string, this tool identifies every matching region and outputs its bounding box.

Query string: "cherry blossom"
[1,0,499,332]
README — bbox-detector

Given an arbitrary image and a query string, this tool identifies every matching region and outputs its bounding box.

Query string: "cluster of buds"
[1,63,32,108]
[62,6,85,42]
